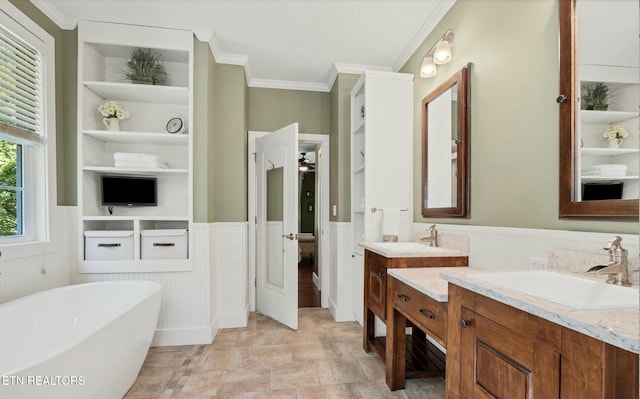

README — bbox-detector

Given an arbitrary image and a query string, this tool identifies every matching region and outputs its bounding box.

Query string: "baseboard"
[329,297,353,322]
[217,303,250,329]
[151,327,214,347]
[312,271,319,289]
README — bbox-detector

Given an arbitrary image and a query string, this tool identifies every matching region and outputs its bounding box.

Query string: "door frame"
[248,131,330,311]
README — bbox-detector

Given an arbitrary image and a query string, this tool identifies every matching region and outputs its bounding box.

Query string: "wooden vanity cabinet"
[386,277,448,390]
[363,250,467,359]
[446,284,639,399]
[363,249,469,382]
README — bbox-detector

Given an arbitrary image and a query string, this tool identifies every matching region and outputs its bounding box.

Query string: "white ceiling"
[33,0,455,91]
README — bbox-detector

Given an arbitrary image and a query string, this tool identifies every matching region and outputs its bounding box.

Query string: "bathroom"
[0,0,637,397]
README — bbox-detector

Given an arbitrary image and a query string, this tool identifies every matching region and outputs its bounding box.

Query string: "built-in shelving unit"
[77,21,194,273]
[577,78,639,201]
[349,71,414,254]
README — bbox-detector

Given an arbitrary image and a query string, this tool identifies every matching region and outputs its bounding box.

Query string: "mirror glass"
[422,64,470,218]
[559,0,639,218]
[266,166,284,289]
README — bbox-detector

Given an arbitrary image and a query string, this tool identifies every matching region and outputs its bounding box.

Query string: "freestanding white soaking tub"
[0,280,161,399]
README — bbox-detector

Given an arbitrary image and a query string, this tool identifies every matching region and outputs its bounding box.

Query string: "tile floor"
[124,308,445,399]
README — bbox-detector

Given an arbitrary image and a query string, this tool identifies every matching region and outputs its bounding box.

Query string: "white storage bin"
[141,229,188,259]
[84,230,134,260]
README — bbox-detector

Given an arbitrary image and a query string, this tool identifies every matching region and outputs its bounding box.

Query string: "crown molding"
[392,0,456,72]
[327,62,393,90]
[30,0,77,30]
[249,78,330,92]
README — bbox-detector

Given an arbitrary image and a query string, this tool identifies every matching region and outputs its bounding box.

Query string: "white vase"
[608,139,622,148]
[103,118,120,131]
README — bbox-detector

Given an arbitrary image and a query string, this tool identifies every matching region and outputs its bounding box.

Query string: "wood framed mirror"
[558,0,639,219]
[421,63,470,218]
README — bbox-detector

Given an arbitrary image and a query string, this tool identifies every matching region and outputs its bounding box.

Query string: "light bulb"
[433,40,452,64]
[420,56,437,78]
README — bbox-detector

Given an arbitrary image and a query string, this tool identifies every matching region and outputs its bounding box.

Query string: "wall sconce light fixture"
[420,29,454,78]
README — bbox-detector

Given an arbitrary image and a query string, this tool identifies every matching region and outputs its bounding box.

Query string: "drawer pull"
[97,243,121,248]
[153,243,176,247]
[419,309,435,319]
[396,294,410,302]
[460,319,471,328]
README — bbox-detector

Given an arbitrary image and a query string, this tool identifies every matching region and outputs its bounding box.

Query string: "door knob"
[556,94,568,103]
[460,319,471,328]
[281,233,297,240]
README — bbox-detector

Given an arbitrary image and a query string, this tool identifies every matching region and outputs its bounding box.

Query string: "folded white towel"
[381,208,401,237]
[115,160,169,169]
[114,152,163,163]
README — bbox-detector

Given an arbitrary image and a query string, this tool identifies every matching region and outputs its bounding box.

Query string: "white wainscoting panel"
[213,222,249,329]
[329,222,357,322]
[0,206,72,304]
[74,222,214,346]
[413,223,639,271]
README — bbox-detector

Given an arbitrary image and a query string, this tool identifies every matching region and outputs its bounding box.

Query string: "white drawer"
[141,229,188,259]
[84,230,134,260]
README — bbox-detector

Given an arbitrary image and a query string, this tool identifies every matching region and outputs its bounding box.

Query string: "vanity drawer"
[393,278,446,344]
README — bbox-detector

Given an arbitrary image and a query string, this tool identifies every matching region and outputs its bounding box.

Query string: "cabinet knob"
[419,309,435,319]
[460,319,471,328]
[556,94,568,104]
[377,272,384,279]
[396,294,410,302]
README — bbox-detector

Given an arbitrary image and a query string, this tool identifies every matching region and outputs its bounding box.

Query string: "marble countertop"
[440,269,640,354]
[359,241,468,258]
[387,267,470,302]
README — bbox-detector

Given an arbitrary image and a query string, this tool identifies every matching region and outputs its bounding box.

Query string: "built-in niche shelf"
[82,166,189,175]
[580,110,638,124]
[83,130,188,145]
[581,175,639,181]
[78,21,194,272]
[83,81,189,105]
[580,147,639,156]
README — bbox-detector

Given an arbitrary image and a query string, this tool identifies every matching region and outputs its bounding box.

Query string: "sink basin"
[472,270,639,310]
[359,241,467,258]
[371,242,439,251]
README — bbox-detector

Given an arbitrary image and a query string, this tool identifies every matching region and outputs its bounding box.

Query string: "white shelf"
[83,130,189,145]
[581,147,639,157]
[83,166,189,175]
[84,81,188,105]
[79,259,192,274]
[580,110,638,124]
[82,216,188,221]
[581,175,639,181]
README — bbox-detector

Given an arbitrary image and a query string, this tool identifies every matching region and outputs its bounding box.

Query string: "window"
[0,1,55,247]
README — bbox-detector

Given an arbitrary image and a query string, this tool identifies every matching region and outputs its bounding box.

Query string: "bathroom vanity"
[359,242,468,382]
[441,269,639,398]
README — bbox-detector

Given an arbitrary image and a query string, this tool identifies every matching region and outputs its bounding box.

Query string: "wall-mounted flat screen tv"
[101,175,157,206]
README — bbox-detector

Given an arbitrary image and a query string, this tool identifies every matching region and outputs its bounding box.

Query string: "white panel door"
[256,123,299,330]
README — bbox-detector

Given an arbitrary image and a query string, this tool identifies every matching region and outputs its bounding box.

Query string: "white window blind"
[0,23,41,146]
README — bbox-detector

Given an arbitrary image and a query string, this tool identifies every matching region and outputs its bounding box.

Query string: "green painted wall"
[402,0,638,234]
[213,64,248,222]
[248,88,330,134]
[192,40,216,223]
[329,73,359,222]
[9,0,77,206]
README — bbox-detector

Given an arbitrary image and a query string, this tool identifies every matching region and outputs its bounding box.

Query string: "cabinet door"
[366,257,387,320]
[459,308,560,399]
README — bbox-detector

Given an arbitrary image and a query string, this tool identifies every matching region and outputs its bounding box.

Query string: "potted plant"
[581,82,611,111]
[122,48,168,85]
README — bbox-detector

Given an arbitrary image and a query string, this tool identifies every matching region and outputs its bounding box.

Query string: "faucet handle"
[603,236,623,251]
